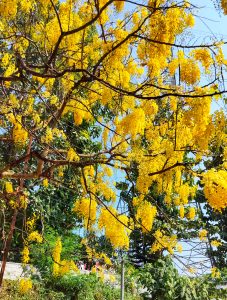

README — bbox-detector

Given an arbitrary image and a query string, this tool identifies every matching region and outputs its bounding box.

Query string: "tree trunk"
[0,208,18,287]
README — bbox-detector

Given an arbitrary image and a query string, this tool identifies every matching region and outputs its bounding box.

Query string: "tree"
[194,139,227,269]
[0,0,227,286]
[136,256,226,300]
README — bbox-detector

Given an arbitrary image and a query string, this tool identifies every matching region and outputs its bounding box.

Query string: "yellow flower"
[67,148,80,161]
[9,199,17,208]
[211,240,222,248]
[52,237,62,276]
[58,166,64,177]
[176,243,183,253]
[21,245,30,264]
[19,195,28,209]
[117,108,146,140]
[73,197,97,229]
[187,207,196,220]
[180,58,200,85]
[202,169,227,211]
[101,252,112,265]
[199,229,208,241]
[179,205,185,218]
[19,278,32,294]
[12,116,28,146]
[192,48,212,71]
[98,207,130,249]
[211,267,221,278]
[136,201,157,232]
[151,230,177,255]
[109,274,116,282]
[115,2,124,12]
[188,267,196,274]
[42,127,53,144]
[26,214,37,232]
[58,259,78,275]
[185,14,195,27]
[28,231,43,243]
[43,178,49,187]
[5,181,13,193]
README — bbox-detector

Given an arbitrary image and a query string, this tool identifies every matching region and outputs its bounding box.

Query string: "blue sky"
[191,1,227,39]
[192,1,227,112]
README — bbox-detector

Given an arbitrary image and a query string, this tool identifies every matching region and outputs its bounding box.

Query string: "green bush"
[137,257,227,300]
[1,279,65,300]
[49,273,141,300]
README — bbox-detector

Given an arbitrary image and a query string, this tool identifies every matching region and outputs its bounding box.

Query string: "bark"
[0,208,18,287]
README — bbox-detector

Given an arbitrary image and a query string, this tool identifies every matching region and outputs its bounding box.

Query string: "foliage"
[49,273,141,300]
[0,0,227,287]
[1,279,65,300]
[137,257,227,300]
[2,275,141,300]
[29,227,83,277]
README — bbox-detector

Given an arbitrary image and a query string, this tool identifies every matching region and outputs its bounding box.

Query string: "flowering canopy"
[0,0,227,281]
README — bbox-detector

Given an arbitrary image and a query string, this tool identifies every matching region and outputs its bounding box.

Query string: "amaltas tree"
[0,0,227,286]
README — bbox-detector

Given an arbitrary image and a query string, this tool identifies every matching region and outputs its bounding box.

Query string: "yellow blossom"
[179,205,185,218]
[176,243,183,253]
[187,207,196,220]
[109,274,116,282]
[5,181,13,193]
[73,197,97,229]
[202,169,227,211]
[19,278,32,294]
[42,127,53,144]
[19,195,28,209]
[21,245,30,264]
[26,215,37,232]
[211,240,222,248]
[52,237,62,276]
[151,229,177,255]
[136,201,157,232]
[199,229,208,242]
[58,166,64,177]
[67,148,80,161]
[211,267,221,278]
[98,207,130,249]
[28,231,43,243]
[118,108,146,140]
[43,178,49,187]
[188,267,196,274]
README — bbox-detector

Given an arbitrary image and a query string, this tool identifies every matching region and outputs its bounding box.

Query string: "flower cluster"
[98,207,130,249]
[28,231,43,243]
[151,229,178,255]
[135,201,157,232]
[19,278,32,294]
[52,237,78,276]
[73,197,97,229]
[67,148,80,162]
[199,229,208,242]
[202,169,227,211]
[211,267,221,278]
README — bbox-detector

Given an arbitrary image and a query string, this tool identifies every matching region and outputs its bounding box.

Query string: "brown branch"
[148,161,194,176]
[50,0,63,33]
[133,34,225,49]
[93,13,152,74]
[46,0,115,68]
